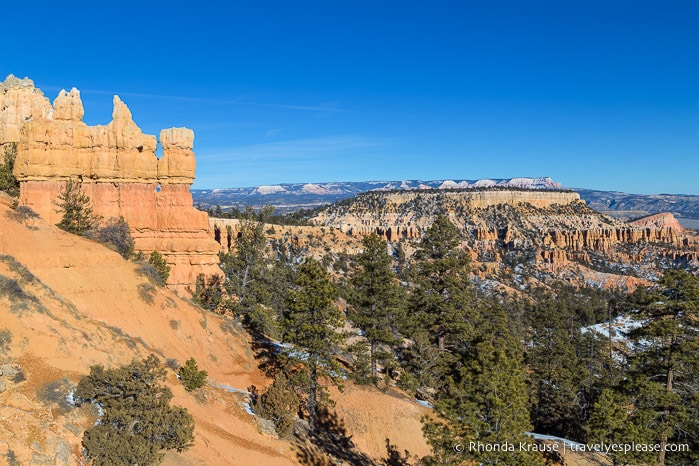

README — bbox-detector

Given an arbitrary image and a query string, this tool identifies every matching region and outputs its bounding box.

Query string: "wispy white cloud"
[263,128,285,140]
[237,100,348,113]
[37,84,349,113]
[199,135,389,164]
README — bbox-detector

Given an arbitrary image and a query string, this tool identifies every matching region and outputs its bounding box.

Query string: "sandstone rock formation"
[310,190,699,272]
[1,75,221,294]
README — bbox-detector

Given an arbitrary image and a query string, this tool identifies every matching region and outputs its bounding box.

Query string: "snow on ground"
[581,314,643,344]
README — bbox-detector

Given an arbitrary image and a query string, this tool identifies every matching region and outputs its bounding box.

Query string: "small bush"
[178,358,208,392]
[138,283,156,304]
[87,216,134,259]
[13,370,25,383]
[148,251,170,286]
[0,274,37,305]
[169,319,179,330]
[137,263,162,286]
[252,372,299,438]
[0,143,19,198]
[37,378,74,412]
[6,205,40,223]
[6,450,20,466]
[166,358,180,371]
[0,329,12,351]
[76,355,194,465]
[193,274,224,311]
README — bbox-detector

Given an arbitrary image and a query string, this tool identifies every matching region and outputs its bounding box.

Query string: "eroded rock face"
[1,75,221,295]
[310,190,699,269]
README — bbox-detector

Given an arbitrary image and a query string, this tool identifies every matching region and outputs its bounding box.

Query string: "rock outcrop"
[311,189,699,272]
[1,75,221,294]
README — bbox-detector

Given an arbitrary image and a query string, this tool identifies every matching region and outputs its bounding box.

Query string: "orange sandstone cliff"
[1,75,221,294]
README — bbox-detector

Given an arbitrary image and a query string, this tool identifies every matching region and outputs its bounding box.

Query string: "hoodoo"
[0,75,221,294]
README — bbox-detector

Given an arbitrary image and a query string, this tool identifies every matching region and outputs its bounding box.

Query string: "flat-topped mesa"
[2,76,221,295]
[312,190,583,240]
[311,189,699,269]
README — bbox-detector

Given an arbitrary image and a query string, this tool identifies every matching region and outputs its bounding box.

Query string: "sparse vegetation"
[178,357,208,392]
[0,143,19,197]
[148,251,170,286]
[252,372,299,438]
[87,216,134,258]
[166,358,180,371]
[138,282,156,304]
[5,450,20,466]
[76,354,194,466]
[5,205,39,223]
[37,378,74,412]
[0,328,11,354]
[12,369,25,383]
[55,178,100,235]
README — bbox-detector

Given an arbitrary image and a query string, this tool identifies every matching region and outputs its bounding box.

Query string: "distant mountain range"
[191,177,699,227]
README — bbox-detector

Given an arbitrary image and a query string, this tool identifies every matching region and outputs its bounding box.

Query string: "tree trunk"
[370,340,377,378]
[308,363,318,432]
[658,354,674,466]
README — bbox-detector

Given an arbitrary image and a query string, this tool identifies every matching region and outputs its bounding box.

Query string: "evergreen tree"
[282,258,345,431]
[348,233,405,381]
[76,355,194,465]
[527,298,586,440]
[626,270,698,465]
[253,372,300,438]
[55,178,100,235]
[410,215,474,354]
[589,270,699,466]
[404,215,475,396]
[148,250,170,285]
[219,205,274,308]
[178,358,208,392]
[422,304,544,465]
[0,143,19,197]
[588,388,658,465]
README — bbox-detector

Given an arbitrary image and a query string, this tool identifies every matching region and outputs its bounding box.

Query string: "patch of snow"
[582,314,643,343]
[255,185,287,195]
[439,180,470,189]
[209,381,252,396]
[526,432,585,450]
[242,401,255,416]
[472,179,497,188]
[416,399,433,409]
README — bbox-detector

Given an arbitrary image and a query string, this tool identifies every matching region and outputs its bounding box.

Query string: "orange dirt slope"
[0,197,429,465]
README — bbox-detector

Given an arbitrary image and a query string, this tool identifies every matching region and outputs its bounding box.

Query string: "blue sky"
[3,1,698,194]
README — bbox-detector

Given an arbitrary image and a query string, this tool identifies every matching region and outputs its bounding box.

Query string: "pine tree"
[148,250,171,285]
[178,358,208,392]
[0,143,19,197]
[348,233,405,381]
[527,298,586,440]
[625,270,699,465]
[422,304,544,465]
[220,205,273,308]
[588,388,658,465]
[282,258,345,431]
[55,178,100,235]
[410,215,474,354]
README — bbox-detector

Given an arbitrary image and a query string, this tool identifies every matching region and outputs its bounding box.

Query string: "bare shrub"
[87,216,134,259]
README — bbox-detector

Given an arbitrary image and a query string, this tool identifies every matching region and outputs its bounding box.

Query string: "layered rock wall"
[311,189,698,268]
[1,75,221,294]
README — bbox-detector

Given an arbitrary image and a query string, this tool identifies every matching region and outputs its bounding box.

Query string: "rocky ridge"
[310,190,699,289]
[1,75,221,294]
